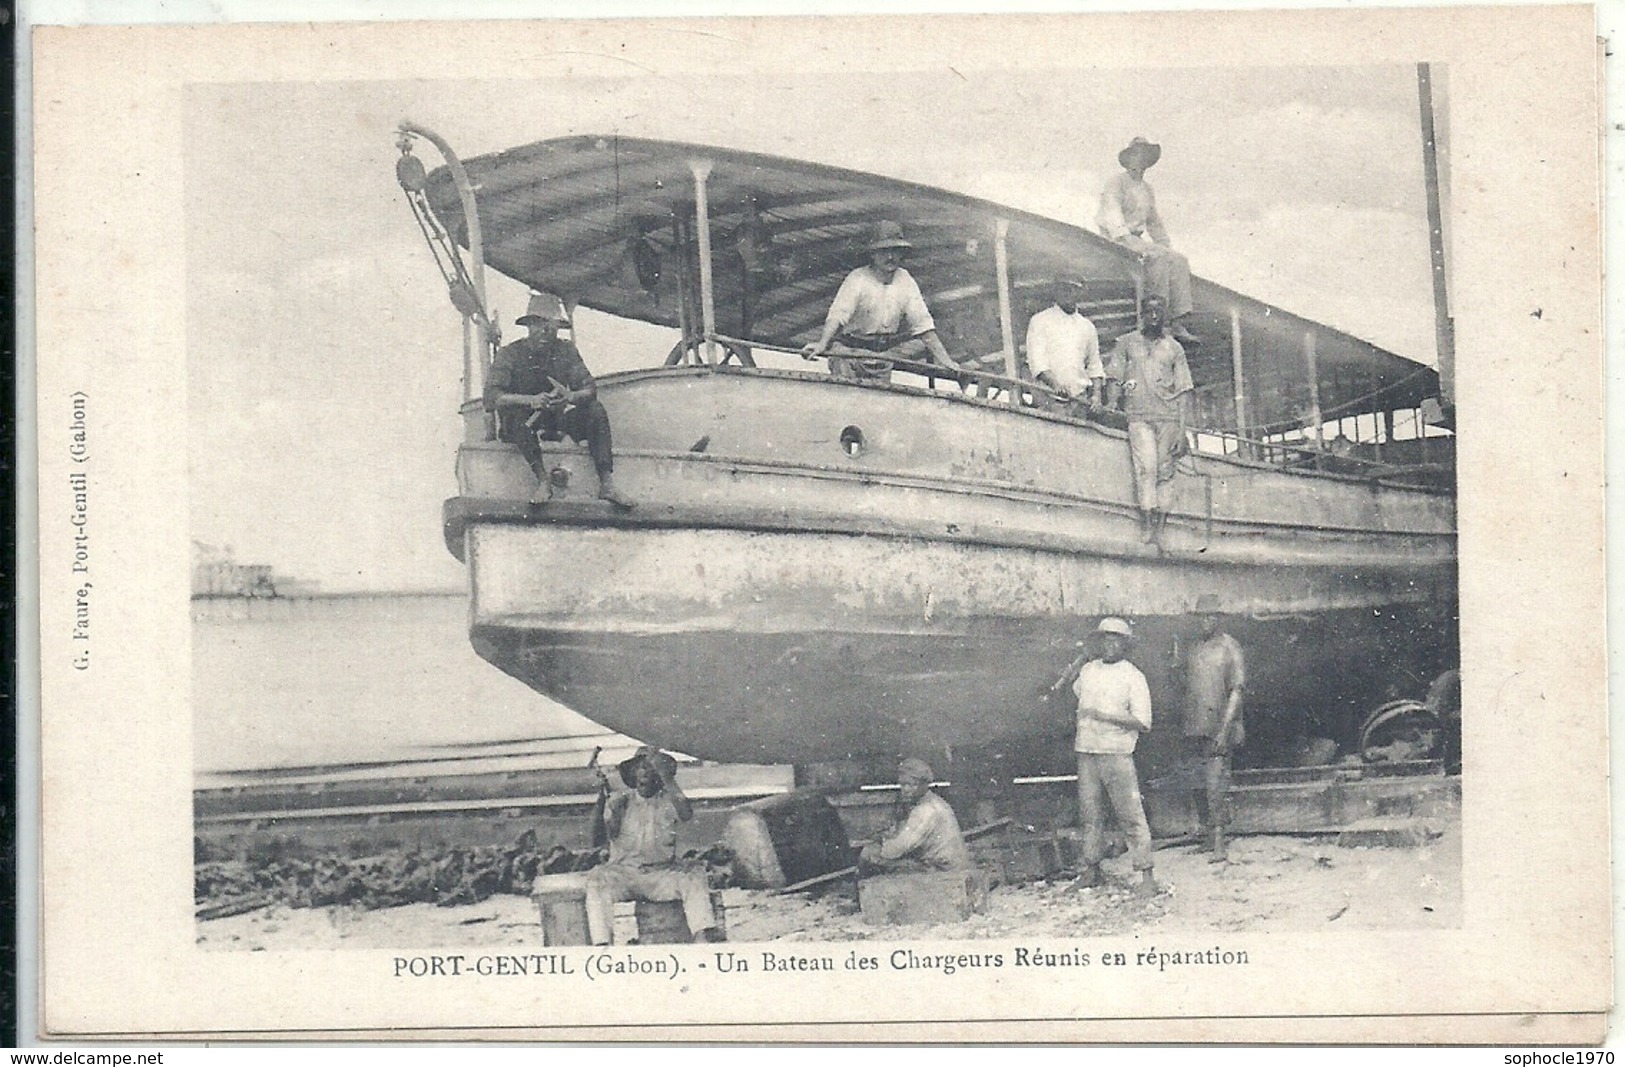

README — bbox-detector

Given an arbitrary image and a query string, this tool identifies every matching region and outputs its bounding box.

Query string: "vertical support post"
[670,216,692,360]
[1418,63,1455,411]
[993,218,1020,407]
[1380,408,1394,461]
[689,159,720,365]
[1303,328,1323,466]
[1228,306,1247,452]
[462,316,472,398]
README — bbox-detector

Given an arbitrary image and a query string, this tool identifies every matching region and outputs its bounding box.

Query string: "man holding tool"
[485,291,634,508]
[583,746,723,944]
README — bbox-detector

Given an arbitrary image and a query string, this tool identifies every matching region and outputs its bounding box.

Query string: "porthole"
[839,425,866,457]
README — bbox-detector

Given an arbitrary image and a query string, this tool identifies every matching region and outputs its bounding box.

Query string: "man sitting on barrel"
[858,758,972,874]
[584,746,723,944]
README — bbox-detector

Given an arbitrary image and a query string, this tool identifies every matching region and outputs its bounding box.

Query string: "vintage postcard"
[29,5,1610,1042]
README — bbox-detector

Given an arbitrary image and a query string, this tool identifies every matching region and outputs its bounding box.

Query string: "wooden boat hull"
[449,368,1457,772]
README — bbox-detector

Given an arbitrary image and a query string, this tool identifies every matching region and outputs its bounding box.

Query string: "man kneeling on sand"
[584,746,723,944]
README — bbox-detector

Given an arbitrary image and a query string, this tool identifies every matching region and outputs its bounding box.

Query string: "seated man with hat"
[1097,136,1200,346]
[801,220,964,384]
[484,292,634,508]
[858,758,972,874]
[1071,616,1159,898]
[583,746,723,944]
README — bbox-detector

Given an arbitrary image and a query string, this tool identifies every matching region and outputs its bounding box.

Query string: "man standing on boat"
[800,220,962,384]
[1182,593,1246,863]
[484,292,634,509]
[1097,136,1200,346]
[1024,275,1104,416]
[583,746,724,945]
[857,758,973,874]
[1071,616,1158,898]
[1105,294,1194,545]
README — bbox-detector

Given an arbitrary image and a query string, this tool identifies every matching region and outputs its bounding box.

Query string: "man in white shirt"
[1024,276,1103,417]
[801,220,962,384]
[1070,616,1159,898]
[1096,136,1200,346]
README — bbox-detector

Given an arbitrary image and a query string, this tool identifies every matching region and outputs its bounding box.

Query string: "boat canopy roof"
[424,134,1439,429]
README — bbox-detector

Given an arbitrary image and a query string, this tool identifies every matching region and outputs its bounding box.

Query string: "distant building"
[191,541,317,598]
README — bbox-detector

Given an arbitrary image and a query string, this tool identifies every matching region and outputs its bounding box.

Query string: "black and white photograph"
[31,6,1609,1042]
[189,55,1464,952]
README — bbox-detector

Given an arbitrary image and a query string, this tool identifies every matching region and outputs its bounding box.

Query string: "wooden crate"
[633,892,727,944]
[532,872,592,946]
[858,869,990,926]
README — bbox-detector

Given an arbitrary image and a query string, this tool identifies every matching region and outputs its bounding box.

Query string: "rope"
[403,185,497,345]
[406,192,456,288]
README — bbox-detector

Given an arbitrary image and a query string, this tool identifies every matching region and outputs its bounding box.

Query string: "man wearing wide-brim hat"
[484,291,634,508]
[1096,136,1200,346]
[582,745,723,944]
[1181,594,1246,862]
[1069,616,1159,898]
[801,220,965,385]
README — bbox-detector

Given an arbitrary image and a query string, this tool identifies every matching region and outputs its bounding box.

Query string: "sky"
[186,63,1441,592]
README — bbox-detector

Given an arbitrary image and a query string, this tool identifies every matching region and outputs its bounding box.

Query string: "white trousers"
[583,862,716,945]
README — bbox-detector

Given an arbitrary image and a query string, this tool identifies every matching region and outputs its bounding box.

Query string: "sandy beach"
[197,825,1459,951]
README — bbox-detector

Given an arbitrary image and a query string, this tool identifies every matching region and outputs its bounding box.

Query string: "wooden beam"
[993,218,1021,407]
[1418,63,1455,409]
[1229,307,1247,440]
[1304,328,1323,456]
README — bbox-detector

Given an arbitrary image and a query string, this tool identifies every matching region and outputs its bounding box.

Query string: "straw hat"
[618,746,678,786]
[1117,136,1162,170]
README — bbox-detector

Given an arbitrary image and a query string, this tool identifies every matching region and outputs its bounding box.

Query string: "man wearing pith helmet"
[1071,616,1159,898]
[484,292,634,508]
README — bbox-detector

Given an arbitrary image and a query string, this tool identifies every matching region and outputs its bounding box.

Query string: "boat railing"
[708,332,1045,403]
[708,332,1450,484]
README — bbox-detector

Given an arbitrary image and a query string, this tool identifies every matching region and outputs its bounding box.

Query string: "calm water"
[192,593,615,773]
